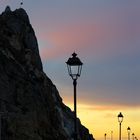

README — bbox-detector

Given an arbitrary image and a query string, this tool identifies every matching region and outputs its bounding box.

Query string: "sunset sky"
[0,0,140,140]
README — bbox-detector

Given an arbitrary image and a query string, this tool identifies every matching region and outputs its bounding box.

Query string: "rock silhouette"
[0,7,94,140]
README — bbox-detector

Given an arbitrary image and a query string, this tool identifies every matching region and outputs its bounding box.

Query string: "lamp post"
[111,131,113,140]
[127,127,131,140]
[104,133,107,140]
[118,112,123,140]
[132,133,135,140]
[66,52,83,140]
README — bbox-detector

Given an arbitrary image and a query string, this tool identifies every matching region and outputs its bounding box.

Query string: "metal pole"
[119,123,121,140]
[105,133,107,140]
[128,131,130,140]
[111,131,113,140]
[73,79,77,140]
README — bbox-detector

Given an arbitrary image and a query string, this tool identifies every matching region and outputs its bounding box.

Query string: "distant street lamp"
[132,133,135,140]
[111,131,113,140]
[66,52,83,140]
[104,133,107,140]
[127,127,131,140]
[118,112,124,140]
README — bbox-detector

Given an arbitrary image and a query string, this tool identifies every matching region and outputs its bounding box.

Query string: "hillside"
[0,6,94,140]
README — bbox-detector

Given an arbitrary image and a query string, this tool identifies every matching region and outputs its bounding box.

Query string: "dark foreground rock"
[0,6,94,140]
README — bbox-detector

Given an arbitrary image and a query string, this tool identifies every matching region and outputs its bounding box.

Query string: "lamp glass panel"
[67,64,71,75]
[78,65,82,76]
[118,117,123,123]
[127,129,131,133]
[71,65,79,76]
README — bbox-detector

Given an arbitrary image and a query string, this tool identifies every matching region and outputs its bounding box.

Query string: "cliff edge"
[0,6,94,140]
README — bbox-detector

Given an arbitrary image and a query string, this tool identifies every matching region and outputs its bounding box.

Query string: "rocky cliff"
[0,6,94,140]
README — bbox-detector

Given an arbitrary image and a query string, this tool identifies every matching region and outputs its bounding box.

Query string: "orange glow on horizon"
[63,100,140,140]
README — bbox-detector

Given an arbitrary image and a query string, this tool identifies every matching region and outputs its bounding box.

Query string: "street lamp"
[111,131,113,140]
[127,127,131,140]
[118,112,123,140]
[104,133,107,140]
[66,52,83,140]
[132,133,135,140]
